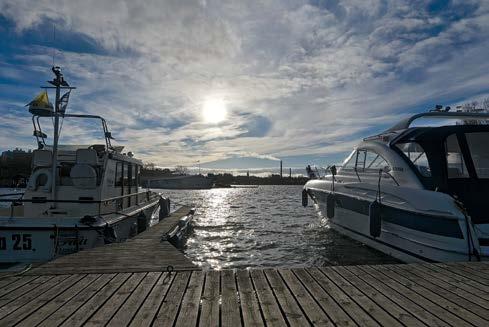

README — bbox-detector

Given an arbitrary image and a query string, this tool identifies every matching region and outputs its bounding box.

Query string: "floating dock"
[1,207,489,326]
[23,206,198,275]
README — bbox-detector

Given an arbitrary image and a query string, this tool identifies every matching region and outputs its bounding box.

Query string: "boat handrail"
[384,112,489,133]
[32,113,114,152]
[0,191,153,204]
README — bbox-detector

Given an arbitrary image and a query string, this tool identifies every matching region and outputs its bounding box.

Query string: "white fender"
[27,168,52,192]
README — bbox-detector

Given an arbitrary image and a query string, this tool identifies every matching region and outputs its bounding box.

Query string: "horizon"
[1,1,489,170]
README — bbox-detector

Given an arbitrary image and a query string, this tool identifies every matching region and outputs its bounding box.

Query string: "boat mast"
[44,67,75,208]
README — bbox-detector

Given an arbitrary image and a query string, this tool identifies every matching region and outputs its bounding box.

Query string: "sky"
[1,0,489,171]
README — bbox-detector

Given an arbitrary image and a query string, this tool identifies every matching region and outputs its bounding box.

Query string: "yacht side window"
[123,163,130,186]
[445,134,469,178]
[357,150,389,172]
[365,150,389,171]
[115,162,123,187]
[395,142,431,177]
[465,132,489,178]
[342,151,357,170]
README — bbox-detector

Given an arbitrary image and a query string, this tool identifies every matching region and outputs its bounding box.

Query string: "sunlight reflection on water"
[157,185,399,269]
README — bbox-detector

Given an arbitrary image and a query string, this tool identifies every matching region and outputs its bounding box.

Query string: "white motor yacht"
[303,110,489,263]
[0,66,170,263]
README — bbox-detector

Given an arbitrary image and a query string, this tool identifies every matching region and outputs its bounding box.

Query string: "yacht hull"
[306,186,484,263]
[0,199,160,263]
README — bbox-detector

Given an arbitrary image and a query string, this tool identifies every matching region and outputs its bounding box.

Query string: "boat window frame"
[394,141,432,178]
[356,149,391,173]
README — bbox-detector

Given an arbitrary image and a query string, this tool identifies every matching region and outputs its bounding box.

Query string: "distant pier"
[0,209,488,326]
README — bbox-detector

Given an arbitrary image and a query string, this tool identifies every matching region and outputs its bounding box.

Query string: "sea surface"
[0,185,399,269]
[157,185,399,269]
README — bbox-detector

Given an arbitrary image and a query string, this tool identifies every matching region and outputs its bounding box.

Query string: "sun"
[202,97,227,124]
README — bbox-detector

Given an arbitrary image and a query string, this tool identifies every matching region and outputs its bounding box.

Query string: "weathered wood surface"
[1,262,488,326]
[24,206,197,275]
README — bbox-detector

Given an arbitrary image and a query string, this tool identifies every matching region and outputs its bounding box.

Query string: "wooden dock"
[25,206,198,275]
[0,262,488,326]
[1,206,489,326]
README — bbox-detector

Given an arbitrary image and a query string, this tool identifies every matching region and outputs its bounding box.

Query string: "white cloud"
[1,0,488,167]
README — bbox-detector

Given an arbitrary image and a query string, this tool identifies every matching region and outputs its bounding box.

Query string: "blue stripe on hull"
[309,189,463,239]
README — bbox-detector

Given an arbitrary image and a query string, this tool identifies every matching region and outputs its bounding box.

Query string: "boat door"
[444,131,489,224]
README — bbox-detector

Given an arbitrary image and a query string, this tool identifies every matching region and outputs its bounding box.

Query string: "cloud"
[0,0,488,168]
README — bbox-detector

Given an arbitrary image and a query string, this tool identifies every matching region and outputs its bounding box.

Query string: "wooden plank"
[221,270,241,327]
[199,270,220,327]
[322,267,402,327]
[434,263,489,287]
[0,275,40,299]
[0,275,63,319]
[236,269,264,326]
[446,262,489,278]
[306,268,379,327]
[292,268,356,327]
[250,269,287,326]
[84,273,146,326]
[410,264,489,303]
[333,266,425,326]
[107,272,162,326]
[37,274,116,327]
[16,274,101,327]
[0,274,85,326]
[153,271,191,326]
[0,276,21,290]
[59,273,131,327]
[175,271,205,327]
[129,272,174,327]
[278,269,334,326]
[346,265,445,327]
[366,265,471,327]
[422,263,489,294]
[379,265,489,327]
[263,269,309,327]
[396,264,489,316]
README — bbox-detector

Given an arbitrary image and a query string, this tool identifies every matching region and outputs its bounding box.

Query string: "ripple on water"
[153,185,400,269]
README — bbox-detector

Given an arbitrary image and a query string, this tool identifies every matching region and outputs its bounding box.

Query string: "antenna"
[52,24,56,66]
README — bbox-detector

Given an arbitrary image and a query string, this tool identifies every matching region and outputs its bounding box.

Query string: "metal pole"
[51,68,61,208]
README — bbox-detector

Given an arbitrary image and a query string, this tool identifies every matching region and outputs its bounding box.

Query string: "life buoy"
[27,168,52,192]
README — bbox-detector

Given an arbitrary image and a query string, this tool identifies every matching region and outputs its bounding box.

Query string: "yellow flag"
[27,91,53,116]
[28,91,50,107]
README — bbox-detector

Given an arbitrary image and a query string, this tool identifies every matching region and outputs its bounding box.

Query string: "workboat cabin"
[0,67,166,263]
[304,111,489,263]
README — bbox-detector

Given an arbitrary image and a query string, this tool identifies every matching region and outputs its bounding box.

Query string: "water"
[159,185,399,269]
[0,186,399,269]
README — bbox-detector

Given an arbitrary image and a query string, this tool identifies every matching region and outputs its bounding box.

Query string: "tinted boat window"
[395,142,431,177]
[445,134,469,178]
[115,162,123,186]
[466,132,489,178]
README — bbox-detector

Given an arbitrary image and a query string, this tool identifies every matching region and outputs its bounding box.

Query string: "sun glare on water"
[202,97,227,124]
